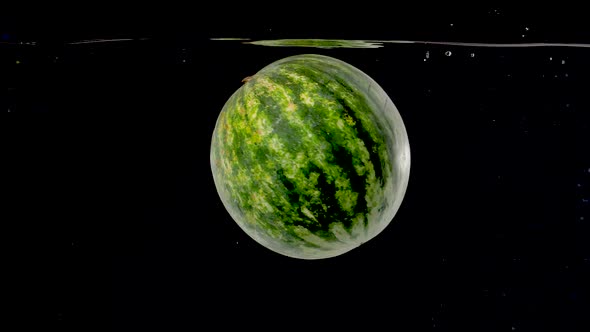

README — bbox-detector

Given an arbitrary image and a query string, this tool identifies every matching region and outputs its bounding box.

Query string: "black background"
[3,5,590,331]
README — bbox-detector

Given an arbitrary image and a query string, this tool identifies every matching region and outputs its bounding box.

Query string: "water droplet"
[450,23,454,27]
[562,60,566,64]
[425,51,430,59]
[580,216,585,221]
[549,57,553,61]
[445,51,452,56]
[522,34,526,38]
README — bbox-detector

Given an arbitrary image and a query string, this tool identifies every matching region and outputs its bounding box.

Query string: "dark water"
[5,33,590,331]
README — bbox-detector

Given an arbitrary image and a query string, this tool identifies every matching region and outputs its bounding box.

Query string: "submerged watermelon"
[210,54,410,259]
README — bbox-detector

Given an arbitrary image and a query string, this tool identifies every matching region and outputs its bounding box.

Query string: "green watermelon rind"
[210,54,410,259]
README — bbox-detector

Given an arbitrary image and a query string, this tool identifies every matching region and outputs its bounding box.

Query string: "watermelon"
[210,54,410,259]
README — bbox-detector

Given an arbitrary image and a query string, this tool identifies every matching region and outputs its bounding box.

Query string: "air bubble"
[445,51,452,56]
